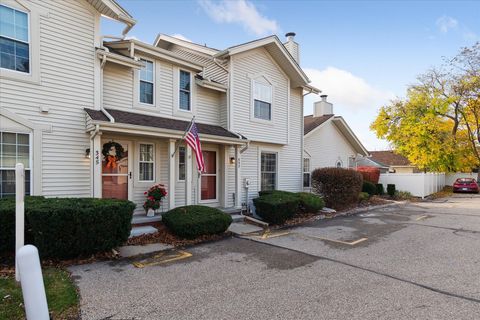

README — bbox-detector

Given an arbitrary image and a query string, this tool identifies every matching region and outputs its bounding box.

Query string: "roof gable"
[304,114,334,135]
[369,151,413,167]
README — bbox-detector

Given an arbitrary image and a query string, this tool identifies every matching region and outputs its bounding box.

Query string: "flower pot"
[147,208,155,217]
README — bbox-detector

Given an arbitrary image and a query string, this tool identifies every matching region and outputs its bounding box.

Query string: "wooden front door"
[200,150,217,202]
[101,139,132,200]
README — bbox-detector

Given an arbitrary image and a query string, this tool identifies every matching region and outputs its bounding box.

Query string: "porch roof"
[85,108,246,142]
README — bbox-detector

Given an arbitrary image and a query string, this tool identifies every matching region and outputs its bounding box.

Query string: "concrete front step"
[231,214,245,223]
[228,222,264,235]
[132,214,162,225]
[129,226,158,238]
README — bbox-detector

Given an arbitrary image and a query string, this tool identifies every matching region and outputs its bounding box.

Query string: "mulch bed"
[127,222,232,247]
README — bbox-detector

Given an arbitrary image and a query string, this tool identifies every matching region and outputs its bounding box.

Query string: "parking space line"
[416,215,429,221]
[309,236,368,246]
[133,250,192,268]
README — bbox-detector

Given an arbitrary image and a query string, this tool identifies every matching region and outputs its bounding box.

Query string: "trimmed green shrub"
[387,184,396,197]
[362,181,377,196]
[0,197,135,258]
[253,192,300,224]
[311,167,363,209]
[297,192,324,213]
[359,192,370,202]
[376,184,385,196]
[163,205,232,239]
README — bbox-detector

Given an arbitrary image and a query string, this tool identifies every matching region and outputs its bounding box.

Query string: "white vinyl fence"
[379,173,446,198]
[445,172,479,186]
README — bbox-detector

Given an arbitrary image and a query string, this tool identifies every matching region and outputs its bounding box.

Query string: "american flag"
[185,122,205,172]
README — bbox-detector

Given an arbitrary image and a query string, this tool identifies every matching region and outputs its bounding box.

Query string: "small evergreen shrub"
[311,167,363,209]
[359,192,370,202]
[387,184,396,197]
[362,181,377,196]
[376,184,385,196]
[253,192,300,224]
[297,192,325,213]
[0,197,135,258]
[163,205,232,239]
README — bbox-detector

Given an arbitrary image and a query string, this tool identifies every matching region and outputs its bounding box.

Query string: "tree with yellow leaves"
[371,43,480,172]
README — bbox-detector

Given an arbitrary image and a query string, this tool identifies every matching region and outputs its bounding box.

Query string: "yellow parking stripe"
[133,250,192,268]
[416,215,429,221]
[310,236,368,246]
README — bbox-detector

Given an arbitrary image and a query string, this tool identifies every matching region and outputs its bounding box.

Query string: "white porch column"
[92,133,102,198]
[222,146,229,208]
[186,146,192,205]
[234,145,241,209]
[168,139,176,209]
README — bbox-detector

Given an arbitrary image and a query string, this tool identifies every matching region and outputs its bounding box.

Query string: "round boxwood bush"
[253,192,300,224]
[297,192,325,213]
[387,184,396,197]
[359,192,370,202]
[375,183,385,196]
[362,181,377,196]
[162,205,232,239]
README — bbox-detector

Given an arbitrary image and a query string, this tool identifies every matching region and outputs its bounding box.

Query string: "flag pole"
[171,116,195,158]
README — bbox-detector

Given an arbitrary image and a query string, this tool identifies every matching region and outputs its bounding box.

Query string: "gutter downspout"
[100,107,115,123]
[90,124,100,197]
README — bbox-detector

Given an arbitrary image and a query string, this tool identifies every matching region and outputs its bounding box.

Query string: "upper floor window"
[253,81,272,121]
[0,5,29,73]
[139,59,154,105]
[179,70,191,111]
[0,132,30,198]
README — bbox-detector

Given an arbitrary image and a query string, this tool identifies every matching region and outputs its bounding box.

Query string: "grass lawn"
[0,268,79,320]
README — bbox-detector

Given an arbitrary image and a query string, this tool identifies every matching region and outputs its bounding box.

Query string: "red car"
[453,178,479,193]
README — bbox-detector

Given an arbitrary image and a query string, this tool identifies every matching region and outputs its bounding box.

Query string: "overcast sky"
[103,0,480,150]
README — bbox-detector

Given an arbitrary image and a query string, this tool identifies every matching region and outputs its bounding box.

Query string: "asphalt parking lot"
[70,194,480,320]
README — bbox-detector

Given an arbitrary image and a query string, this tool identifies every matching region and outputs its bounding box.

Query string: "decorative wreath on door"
[102,141,125,169]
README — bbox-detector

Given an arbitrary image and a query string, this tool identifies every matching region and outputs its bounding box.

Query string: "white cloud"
[171,34,192,42]
[304,67,394,111]
[436,15,458,33]
[198,0,279,36]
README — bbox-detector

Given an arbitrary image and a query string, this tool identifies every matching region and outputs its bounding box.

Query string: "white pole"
[17,245,49,320]
[15,163,25,282]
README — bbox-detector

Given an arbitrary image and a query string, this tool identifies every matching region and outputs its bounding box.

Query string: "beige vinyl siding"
[103,63,134,109]
[231,48,289,144]
[169,46,228,85]
[195,86,221,125]
[304,120,357,170]
[0,0,96,197]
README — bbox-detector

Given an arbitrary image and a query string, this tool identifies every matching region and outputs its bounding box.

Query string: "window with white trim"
[303,158,311,188]
[139,59,154,104]
[178,146,186,181]
[179,70,191,111]
[0,132,30,198]
[0,5,29,73]
[253,81,272,120]
[139,143,154,181]
[261,152,277,191]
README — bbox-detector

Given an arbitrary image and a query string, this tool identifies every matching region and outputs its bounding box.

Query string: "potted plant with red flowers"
[143,184,168,217]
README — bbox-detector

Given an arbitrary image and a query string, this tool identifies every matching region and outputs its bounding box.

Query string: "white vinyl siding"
[0,4,29,73]
[139,143,154,182]
[232,48,289,144]
[0,0,96,197]
[139,59,154,105]
[304,120,357,171]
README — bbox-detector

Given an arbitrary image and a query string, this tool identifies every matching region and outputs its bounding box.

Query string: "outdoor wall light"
[230,157,235,164]
[85,148,91,159]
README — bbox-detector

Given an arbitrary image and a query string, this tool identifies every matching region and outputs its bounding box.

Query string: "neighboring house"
[303,95,369,188]
[359,150,419,173]
[0,1,319,217]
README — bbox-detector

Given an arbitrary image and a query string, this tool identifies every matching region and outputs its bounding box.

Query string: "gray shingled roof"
[303,114,334,135]
[85,108,244,140]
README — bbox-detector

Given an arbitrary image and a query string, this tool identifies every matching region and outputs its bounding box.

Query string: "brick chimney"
[313,95,333,117]
[284,32,299,64]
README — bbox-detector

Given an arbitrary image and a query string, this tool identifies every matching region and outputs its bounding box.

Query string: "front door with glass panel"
[200,150,217,201]
[101,140,132,200]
